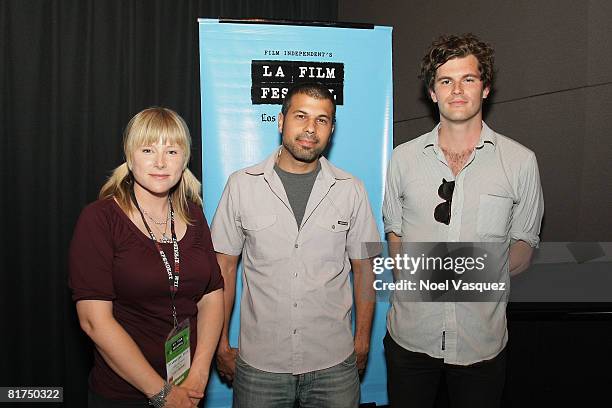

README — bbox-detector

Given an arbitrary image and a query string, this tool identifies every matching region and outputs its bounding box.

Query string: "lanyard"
[131,191,180,328]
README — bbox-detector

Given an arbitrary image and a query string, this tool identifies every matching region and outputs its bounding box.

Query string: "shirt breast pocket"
[477,194,513,240]
[241,215,280,260]
[315,212,350,261]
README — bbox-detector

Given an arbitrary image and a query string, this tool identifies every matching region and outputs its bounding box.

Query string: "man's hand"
[214,253,240,383]
[216,345,239,382]
[354,337,370,375]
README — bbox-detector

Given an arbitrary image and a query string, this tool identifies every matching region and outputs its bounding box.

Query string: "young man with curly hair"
[382,34,544,407]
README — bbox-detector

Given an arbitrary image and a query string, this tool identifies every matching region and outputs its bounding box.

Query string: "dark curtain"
[0,1,337,406]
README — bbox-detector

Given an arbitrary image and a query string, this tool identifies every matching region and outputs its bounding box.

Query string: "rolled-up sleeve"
[382,149,404,236]
[510,152,544,247]
[347,180,382,259]
[211,174,245,256]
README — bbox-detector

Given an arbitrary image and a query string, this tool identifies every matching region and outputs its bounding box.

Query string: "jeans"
[233,353,360,408]
[384,332,506,408]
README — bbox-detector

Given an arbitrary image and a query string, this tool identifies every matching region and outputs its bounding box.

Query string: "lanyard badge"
[165,318,191,385]
[131,191,191,384]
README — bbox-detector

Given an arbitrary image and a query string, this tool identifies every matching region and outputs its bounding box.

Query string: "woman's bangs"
[129,113,188,150]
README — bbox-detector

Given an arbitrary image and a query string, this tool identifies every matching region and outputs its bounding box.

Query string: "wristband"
[148,381,172,408]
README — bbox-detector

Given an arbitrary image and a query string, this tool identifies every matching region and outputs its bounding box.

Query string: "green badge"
[165,319,191,385]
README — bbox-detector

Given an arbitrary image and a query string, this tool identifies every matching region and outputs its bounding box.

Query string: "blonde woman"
[70,107,223,408]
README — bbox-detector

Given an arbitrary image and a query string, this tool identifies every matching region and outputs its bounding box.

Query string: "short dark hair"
[419,33,495,91]
[281,82,336,121]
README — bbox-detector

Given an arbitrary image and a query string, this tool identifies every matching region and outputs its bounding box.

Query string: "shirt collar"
[245,146,352,181]
[422,121,497,153]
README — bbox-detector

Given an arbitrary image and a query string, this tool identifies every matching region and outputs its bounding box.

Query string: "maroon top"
[69,198,223,400]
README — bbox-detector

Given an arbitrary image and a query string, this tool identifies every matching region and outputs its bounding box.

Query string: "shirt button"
[294,272,298,277]
[293,302,297,307]
[332,224,335,229]
[294,244,299,248]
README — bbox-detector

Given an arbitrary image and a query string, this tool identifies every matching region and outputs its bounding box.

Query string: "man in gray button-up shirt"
[211,83,381,408]
[383,34,544,408]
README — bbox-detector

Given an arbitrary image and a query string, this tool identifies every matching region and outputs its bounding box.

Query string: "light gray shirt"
[211,147,381,374]
[382,122,544,365]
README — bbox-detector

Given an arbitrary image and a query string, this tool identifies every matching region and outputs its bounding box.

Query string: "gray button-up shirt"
[383,122,544,365]
[211,148,381,374]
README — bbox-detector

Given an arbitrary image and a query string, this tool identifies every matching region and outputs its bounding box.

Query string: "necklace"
[158,220,172,243]
[141,207,170,225]
[138,199,172,243]
[149,216,172,243]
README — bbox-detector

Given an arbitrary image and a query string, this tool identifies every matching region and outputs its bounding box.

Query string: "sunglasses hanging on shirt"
[434,178,455,225]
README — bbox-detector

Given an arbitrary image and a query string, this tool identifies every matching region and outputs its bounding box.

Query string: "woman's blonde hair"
[99,107,202,224]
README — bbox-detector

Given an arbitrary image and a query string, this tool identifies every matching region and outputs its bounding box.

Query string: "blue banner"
[199,18,392,407]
